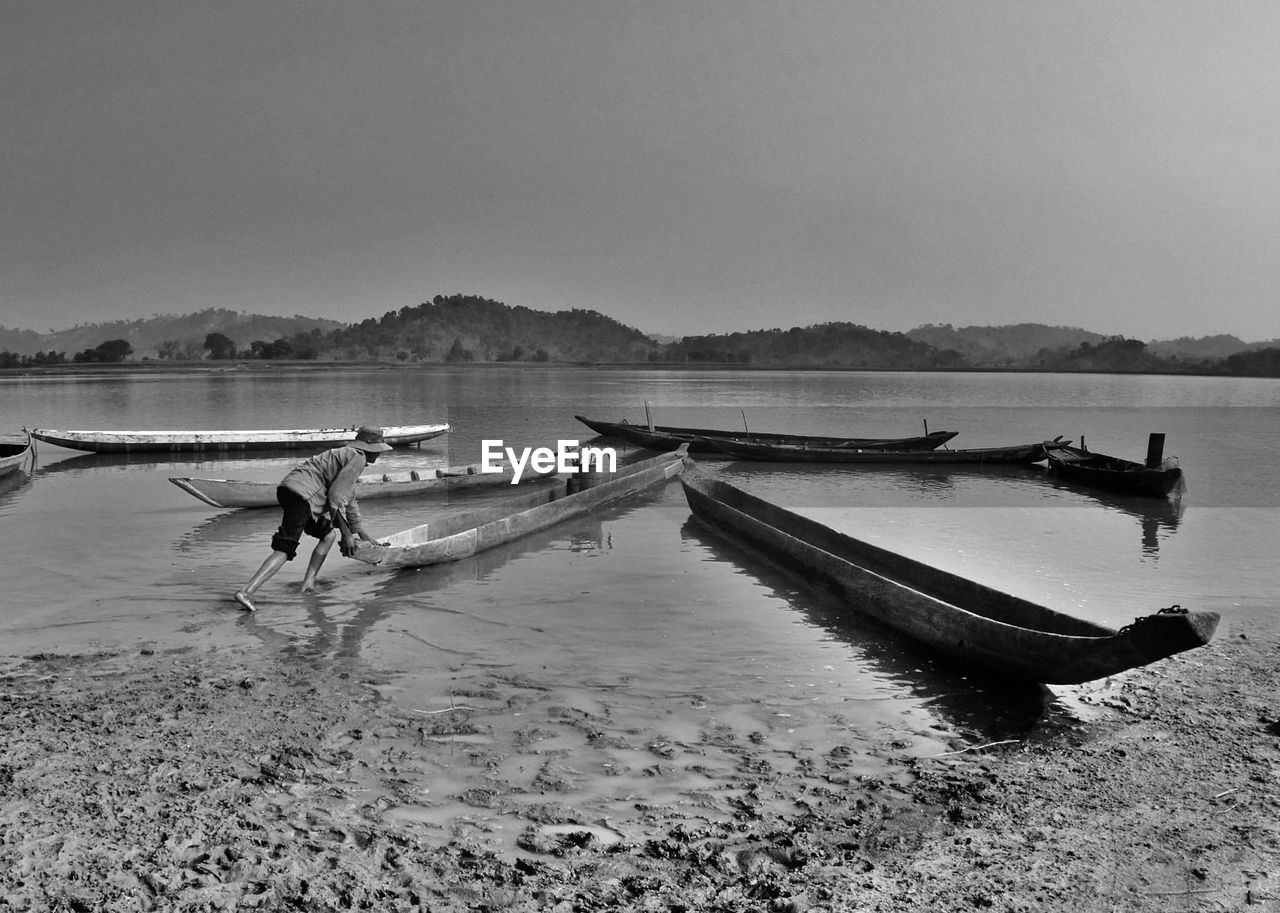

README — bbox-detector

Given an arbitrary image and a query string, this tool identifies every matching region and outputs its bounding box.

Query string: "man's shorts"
[271,486,334,560]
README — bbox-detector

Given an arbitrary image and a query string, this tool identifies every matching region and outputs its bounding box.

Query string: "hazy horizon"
[6,3,1279,341]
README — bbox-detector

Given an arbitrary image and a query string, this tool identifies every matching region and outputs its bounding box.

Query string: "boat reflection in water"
[0,467,32,508]
[719,460,1184,560]
[37,449,295,479]
[677,518,1067,745]
[1031,468,1184,560]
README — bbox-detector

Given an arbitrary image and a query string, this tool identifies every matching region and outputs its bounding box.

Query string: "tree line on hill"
[2,295,1279,376]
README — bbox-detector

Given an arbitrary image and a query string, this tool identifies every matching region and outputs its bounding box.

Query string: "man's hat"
[350,425,392,453]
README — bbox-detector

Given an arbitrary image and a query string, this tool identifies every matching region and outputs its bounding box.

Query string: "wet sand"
[2,606,1278,912]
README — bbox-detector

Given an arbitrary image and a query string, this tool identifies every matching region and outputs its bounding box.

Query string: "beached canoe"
[170,460,561,509]
[703,436,1068,464]
[575,415,957,454]
[0,436,33,479]
[351,447,689,569]
[1046,434,1184,498]
[29,423,450,454]
[680,469,1218,684]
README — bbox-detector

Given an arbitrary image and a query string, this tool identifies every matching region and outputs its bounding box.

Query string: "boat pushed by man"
[350,446,689,569]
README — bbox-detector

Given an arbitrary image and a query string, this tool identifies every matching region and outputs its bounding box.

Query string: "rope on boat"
[1118,604,1187,634]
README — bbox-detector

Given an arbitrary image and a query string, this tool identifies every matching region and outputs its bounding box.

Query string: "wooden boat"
[0,436,33,479]
[170,460,561,509]
[351,447,689,569]
[704,436,1069,464]
[1046,434,1184,498]
[28,423,450,454]
[575,415,958,454]
[680,470,1218,684]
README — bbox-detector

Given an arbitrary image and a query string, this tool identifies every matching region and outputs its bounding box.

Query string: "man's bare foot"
[234,591,256,612]
[301,583,316,595]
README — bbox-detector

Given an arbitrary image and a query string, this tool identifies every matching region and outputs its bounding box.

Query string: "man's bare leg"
[235,550,289,611]
[301,530,340,593]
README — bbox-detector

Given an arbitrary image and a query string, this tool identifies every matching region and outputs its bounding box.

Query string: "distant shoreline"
[0,359,1237,379]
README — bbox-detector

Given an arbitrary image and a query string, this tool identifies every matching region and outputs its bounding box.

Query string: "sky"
[4,1,1280,341]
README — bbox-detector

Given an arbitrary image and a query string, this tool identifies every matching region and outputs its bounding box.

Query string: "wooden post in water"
[644,401,653,431]
[1145,433,1166,468]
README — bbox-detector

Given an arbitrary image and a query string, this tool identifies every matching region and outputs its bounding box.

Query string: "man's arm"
[325,454,365,518]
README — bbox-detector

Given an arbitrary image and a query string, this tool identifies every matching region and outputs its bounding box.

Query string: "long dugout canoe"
[703,437,1067,464]
[575,415,958,455]
[351,447,689,569]
[170,460,560,509]
[29,423,450,453]
[680,469,1217,684]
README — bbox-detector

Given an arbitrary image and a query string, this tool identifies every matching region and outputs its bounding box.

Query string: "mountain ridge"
[3,297,1278,375]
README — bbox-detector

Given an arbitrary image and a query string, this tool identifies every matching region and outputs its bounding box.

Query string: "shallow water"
[1,366,1276,841]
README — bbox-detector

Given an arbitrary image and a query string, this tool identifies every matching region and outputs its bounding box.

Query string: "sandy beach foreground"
[2,611,1278,913]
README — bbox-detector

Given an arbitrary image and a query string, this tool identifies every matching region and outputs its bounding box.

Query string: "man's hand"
[339,534,357,557]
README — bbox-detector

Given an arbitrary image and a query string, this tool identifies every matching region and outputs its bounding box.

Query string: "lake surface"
[2,366,1277,840]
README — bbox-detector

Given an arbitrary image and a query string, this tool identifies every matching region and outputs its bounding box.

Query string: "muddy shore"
[2,611,1277,912]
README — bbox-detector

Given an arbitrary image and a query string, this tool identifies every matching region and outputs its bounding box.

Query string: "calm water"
[2,367,1277,838]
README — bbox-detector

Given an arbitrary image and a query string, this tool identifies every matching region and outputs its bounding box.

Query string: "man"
[234,424,391,611]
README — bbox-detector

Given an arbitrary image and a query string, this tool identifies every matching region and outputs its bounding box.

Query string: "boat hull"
[1047,446,1184,498]
[353,448,689,569]
[30,423,449,453]
[0,438,33,479]
[680,470,1217,683]
[170,461,559,508]
[705,438,1063,464]
[575,416,957,454]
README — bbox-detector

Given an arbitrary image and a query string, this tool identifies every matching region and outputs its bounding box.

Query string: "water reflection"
[677,518,1070,743]
[1027,466,1184,559]
[176,508,266,553]
[35,450,298,478]
[714,459,1184,559]
[0,469,32,508]
[271,518,617,665]
[718,460,1055,504]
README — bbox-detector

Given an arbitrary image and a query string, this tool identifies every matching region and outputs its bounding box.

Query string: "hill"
[904,324,1107,366]
[664,323,965,369]
[0,310,343,359]
[1146,334,1280,361]
[3,297,1279,376]
[321,295,658,363]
